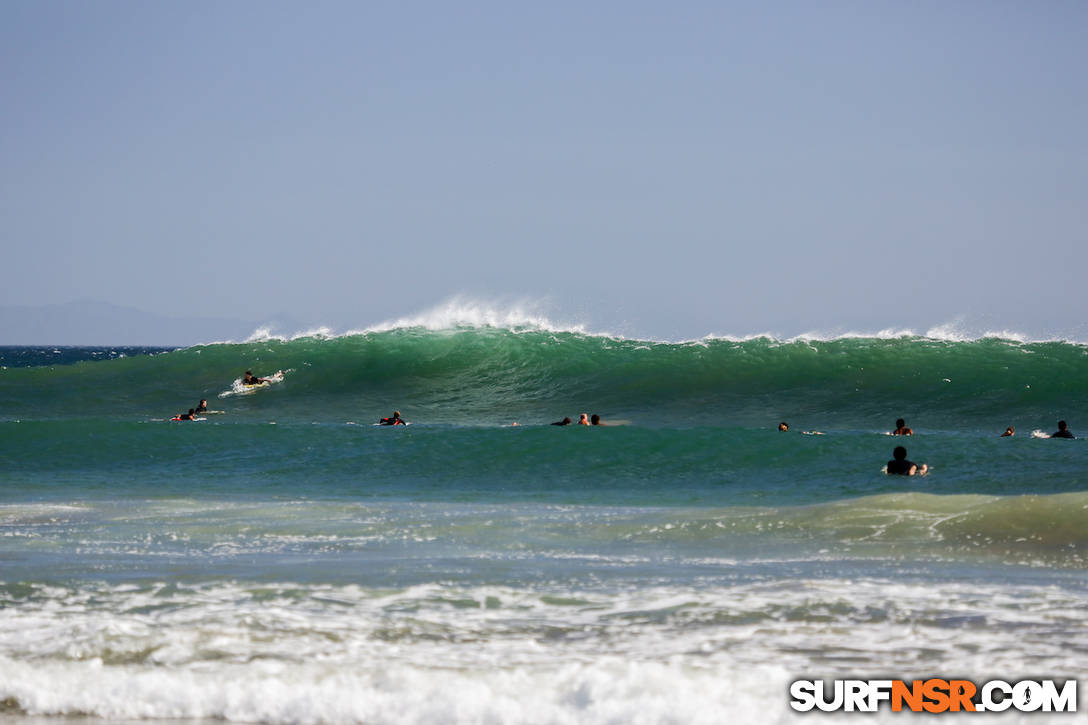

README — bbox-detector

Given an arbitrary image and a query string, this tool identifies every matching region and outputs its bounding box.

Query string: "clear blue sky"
[2,0,1085,341]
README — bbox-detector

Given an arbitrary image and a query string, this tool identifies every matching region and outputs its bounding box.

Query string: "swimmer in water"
[591,414,606,426]
[195,399,208,414]
[378,411,406,426]
[778,421,789,432]
[551,417,572,426]
[1051,420,1074,439]
[886,445,927,476]
[577,413,590,426]
[892,418,913,436]
[1001,426,1014,437]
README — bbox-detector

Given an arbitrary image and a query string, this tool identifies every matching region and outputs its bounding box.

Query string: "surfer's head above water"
[778,422,789,432]
[378,411,405,426]
[1051,420,1074,438]
[887,445,927,476]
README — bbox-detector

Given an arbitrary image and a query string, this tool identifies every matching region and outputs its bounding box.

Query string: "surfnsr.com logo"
[790,679,1078,713]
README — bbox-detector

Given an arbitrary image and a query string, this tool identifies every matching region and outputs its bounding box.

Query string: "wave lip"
[357,296,602,336]
[193,298,1088,347]
[205,298,611,344]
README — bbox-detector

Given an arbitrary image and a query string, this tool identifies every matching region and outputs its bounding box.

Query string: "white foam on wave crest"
[200,298,613,345]
[356,296,601,336]
[243,326,337,343]
[201,304,1085,348]
[688,316,1084,346]
[775,319,1083,346]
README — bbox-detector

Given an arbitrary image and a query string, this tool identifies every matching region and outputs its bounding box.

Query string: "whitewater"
[1,304,1085,723]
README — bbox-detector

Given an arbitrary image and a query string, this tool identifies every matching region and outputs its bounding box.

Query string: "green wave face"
[2,331,1085,429]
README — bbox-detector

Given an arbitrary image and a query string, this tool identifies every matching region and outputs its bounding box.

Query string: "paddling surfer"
[886,446,927,476]
[379,411,406,426]
[1051,420,1075,439]
[892,418,913,436]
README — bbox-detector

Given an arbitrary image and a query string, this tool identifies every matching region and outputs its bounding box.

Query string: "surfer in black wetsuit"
[379,411,405,426]
[1001,426,1014,437]
[892,418,913,436]
[551,417,572,426]
[1051,420,1075,439]
[591,414,606,426]
[886,446,927,476]
[195,399,208,414]
[175,408,196,421]
[243,371,267,385]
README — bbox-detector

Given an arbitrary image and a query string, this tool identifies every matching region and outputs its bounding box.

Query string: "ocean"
[1,315,1086,723]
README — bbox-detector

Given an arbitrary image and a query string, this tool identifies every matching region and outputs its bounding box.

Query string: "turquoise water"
[1,328,1086,722]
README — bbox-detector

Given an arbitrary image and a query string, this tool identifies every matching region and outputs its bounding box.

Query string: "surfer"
[379,411,406,426]
[577,413,590,426]
[591,414,607,426]
[1051,420,1075,439]
[243,371,267,386]
[778,421,789,432]
[174,408,197,421]
[551,417,572,426]
[1001,426,1014,437]
[195,399,208,414]
[892,418,913,436]
[886,446,927,476]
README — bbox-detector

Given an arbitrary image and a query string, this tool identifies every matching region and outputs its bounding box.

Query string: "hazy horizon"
[3,2,1085,344]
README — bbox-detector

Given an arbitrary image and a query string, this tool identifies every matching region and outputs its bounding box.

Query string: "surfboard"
[219,370,287,398]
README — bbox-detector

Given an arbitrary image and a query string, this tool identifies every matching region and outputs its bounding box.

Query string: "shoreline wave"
[1,573,1084,724]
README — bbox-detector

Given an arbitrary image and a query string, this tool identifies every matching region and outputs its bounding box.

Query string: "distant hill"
[0,300,291,346]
